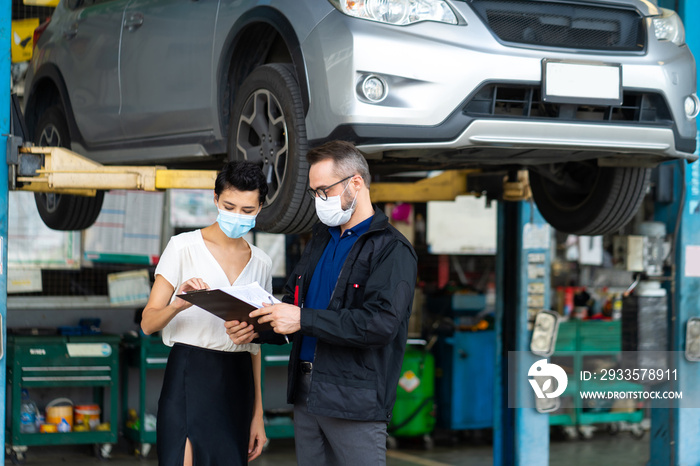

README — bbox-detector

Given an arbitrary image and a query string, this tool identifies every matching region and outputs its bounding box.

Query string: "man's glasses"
[307,175,353,201]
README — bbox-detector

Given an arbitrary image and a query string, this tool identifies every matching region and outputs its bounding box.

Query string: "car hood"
[461,0,661,17]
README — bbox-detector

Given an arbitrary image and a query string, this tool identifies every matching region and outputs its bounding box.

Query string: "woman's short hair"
[306,140,371,188]
[215,161,268,205]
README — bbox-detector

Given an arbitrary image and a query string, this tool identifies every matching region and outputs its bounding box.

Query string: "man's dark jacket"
[259,208,417,422]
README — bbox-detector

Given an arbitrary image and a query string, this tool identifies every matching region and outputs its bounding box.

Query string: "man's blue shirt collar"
[330,214,374,240]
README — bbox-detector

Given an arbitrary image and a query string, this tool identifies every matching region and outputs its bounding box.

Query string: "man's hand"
[251,303,301,335]
[224,320,258,345]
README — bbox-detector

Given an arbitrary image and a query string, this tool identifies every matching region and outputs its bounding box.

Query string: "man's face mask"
[314,180,358,227]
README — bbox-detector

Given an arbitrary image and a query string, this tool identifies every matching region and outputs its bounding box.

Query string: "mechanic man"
[225,140,418,465]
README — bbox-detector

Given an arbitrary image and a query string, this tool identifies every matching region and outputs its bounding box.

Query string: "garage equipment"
[622,282,668,371]
[651,156,700,465]
[6,334,120,463]
[493,201,552,465]
[120,332,170,458]
[430,294,496,432]
[388,340,435,449]
[549,320,645,438]
[260,343,294,442]
[435,330,495,432]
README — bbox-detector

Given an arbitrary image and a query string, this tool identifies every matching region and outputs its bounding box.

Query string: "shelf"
[124,426,157,445]
[550,321,644,428]
[12,431,116,446]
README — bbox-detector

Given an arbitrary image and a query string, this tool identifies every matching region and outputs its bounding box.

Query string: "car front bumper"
[301,6,697,161]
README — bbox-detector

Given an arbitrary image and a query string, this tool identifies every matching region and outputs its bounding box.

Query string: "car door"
[61,0,128,143]
[119,0,220,140]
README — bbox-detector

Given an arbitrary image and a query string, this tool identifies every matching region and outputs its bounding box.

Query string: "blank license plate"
[543,61,622,105]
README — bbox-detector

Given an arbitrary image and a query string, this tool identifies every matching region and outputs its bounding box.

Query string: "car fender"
[25,63,84,146]
[216,6,311,138]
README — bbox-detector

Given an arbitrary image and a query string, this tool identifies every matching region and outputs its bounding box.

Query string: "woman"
[142,161,270,465]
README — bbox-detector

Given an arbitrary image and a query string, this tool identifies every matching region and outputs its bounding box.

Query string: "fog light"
[360,75,388,103]
[684,94,699,119]
[685,317,700,361]
[530,310,560,357]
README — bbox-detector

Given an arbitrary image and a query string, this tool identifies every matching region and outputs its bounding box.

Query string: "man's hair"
[215,161,268,205]
[306,140,371,188]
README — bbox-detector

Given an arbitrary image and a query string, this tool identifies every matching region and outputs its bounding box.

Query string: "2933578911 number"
[597,368,677,381]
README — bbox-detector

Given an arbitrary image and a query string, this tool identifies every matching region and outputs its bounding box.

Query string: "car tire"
[529,162,650,236]
[33,106,105,231]
[229,63,316,234]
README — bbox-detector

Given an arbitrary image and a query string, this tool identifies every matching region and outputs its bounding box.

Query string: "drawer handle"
[264,355,290,362]
[145,358,168,364]
[22,376,111,382]
[22,366,111,372]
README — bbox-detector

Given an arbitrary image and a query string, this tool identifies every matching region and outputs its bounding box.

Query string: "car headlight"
[329,0,458,26]
[653,8,685,46]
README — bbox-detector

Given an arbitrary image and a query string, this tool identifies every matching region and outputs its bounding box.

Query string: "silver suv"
[24,0,697,234]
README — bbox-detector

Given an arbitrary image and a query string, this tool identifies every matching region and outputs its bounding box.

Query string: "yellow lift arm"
[16,146,218,196]
[14,146,530,202]
[369,170,473,203]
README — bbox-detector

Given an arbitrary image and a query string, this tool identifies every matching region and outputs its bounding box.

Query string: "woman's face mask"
[216,209,257,238]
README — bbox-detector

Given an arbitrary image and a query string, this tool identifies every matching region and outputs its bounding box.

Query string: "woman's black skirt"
[157,343,254,466]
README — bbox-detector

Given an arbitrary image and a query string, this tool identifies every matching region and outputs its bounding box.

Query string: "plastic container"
[74,404,101,430]
[40,423,57,433]
[19,389,38,433]
[57,418,71,433]
[389,346,436,437]
[46,398,73,429]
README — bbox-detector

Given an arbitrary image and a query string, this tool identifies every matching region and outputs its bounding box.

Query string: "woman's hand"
[173,278,209,311]
[248,413,266,461]
[224,320,258,345]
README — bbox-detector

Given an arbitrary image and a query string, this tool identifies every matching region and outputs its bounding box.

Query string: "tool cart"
[550,320,645,439]
[5,334,121,464]
[121,332,171,458]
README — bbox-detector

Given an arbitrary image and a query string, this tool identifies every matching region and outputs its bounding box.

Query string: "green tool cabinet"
[121,333,171,458]
[260,344,294,440]
[549,321,645,437]
[6,334,121,463]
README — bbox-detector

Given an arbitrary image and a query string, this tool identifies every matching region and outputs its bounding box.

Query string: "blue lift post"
[652,159,700,465]
[1,0,12,460]
[494,200,551,465]
[650,1,700,465]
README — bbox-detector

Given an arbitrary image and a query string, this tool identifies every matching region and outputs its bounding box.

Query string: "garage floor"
[5,432,649,465]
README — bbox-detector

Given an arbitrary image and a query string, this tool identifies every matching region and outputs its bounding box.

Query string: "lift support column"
[651,157,700,464]
[494,200,551,465]
[649,1,700,464]
[1,0,12,458]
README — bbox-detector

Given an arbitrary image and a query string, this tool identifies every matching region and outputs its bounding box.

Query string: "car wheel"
[33,106,104,231]
[229,63,315,234]
[529,162,650,236]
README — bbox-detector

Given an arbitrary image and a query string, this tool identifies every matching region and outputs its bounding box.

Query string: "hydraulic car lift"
[1,2,699,464]
[11,145,473,200]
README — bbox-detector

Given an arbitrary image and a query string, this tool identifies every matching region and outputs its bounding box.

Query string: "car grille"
[464,84,672,124]
[468,0,645,51]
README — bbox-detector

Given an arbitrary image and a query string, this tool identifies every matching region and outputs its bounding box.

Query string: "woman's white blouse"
[154,230,272,354]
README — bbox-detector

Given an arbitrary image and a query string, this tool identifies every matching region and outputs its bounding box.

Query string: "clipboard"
[177,289,273,333]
